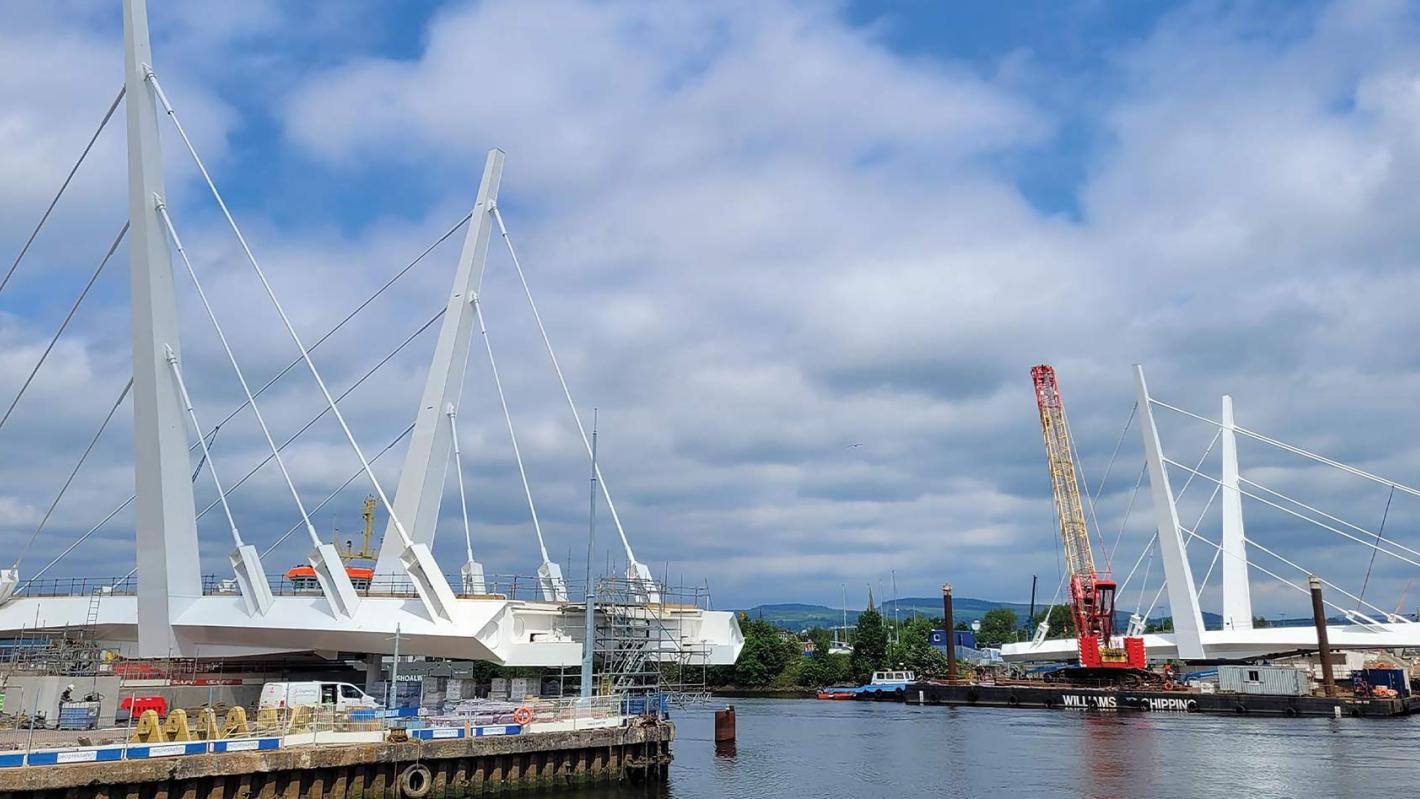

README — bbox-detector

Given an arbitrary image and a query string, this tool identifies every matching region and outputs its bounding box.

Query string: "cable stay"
[445,406,486,595]
[1118,430,1219,597]
[1,87,125,298]
[22,201,459,582]
[165,352,251,557]
[1108,463,1147,566]
[147,69,456,621]
[1136,477,1220,629]
[158,201,334,616]
[1237,477,1420,567]
[1163,456,1420,623]
[259,422,416,562]
[0,223,128,435]
[1150,398,1420,501]
[1164,458,1420,572]
[190,425,220,483]
[74,308,441,585]
[3,376,133,602]
[42,211,460,565]
[490,205,658,600]
[472,295,567,601]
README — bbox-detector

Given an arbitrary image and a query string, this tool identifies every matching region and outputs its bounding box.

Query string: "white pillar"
[375,150,504,577]
[124,0,202,657]
[1134,365,1207,659]
[1220,395,1254,631]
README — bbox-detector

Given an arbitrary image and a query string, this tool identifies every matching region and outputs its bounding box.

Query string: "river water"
[566,697,1420,798]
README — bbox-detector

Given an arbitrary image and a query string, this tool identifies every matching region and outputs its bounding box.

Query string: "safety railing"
[13,576,136,597]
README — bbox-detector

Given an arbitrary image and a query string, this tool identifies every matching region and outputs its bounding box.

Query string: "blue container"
[1358,668,1409,697]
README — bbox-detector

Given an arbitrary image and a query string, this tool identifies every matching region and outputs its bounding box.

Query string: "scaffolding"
[579,575,713,708]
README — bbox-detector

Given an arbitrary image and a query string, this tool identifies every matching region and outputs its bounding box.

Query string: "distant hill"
[739,596,1035,632]
[739,596,1227,634]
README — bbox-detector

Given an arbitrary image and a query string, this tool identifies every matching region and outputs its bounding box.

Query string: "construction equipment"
[1031,365,1147,681]
[336,496,381,562]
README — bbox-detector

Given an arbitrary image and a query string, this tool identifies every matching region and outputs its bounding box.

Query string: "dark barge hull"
[908,682,1420,718]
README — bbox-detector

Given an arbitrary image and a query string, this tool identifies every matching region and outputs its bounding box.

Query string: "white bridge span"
[1004,365,1420,664]
[0,0,741,667]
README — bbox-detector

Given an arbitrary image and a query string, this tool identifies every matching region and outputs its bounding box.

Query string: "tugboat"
[816,670,917,701]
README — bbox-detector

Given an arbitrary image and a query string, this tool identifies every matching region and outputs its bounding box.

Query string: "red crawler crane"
[1032,365,1147,679]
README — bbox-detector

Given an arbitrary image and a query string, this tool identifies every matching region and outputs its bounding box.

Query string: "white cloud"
[4,0,1420,618]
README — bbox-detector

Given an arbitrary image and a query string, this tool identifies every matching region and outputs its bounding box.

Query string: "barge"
[909,680,1420,718]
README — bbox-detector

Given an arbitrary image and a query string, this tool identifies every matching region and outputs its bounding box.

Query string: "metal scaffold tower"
[581,576,713,706]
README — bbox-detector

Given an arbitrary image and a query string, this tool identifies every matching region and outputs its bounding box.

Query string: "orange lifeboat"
[285,564,374,592]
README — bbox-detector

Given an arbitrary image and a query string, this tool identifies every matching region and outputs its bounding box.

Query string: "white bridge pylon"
[1004,364,1420,663]
[0,0,740,667]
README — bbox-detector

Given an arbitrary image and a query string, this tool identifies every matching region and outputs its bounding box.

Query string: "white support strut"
[157,200,352,619]
[447,406,487,595]
[1220,395,1254,631]
[123,0,203,657]
[145,68,458,622]
[376,149,504,578]
[164,347,274,616]
[1133,365,1207,659]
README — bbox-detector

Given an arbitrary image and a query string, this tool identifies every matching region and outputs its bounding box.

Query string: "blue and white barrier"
[125,742,208,759]
[411,723,521,740]
[24,746,126,766]
[210,737,280,753]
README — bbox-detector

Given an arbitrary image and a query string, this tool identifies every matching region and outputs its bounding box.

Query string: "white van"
[258,681,381,712]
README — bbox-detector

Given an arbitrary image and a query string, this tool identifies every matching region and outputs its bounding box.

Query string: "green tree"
[850,607,888,682]
[1031,605,1076,640]
[729,613,797,687]
[886,616,951,677]
[798,627,851,687]
[1144,617,1173,634]
[976,608,1019,645]
[1252,616,1270,628]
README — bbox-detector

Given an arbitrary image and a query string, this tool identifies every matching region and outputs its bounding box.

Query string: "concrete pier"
[0,720,674,798]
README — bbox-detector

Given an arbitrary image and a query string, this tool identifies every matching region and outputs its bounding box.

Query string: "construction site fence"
[0,696,639,767]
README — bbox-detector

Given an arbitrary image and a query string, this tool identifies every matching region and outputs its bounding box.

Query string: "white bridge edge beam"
[375,149,505,577]
[1220,395,1254,631]
[124,0,203,657]
[1133,365,1207,659]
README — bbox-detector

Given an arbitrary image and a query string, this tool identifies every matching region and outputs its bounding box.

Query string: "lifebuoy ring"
[399,764,432,798]
[513,706,534,725]
[1162,680,1175,691]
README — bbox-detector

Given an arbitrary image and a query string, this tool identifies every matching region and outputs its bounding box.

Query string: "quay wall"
[0,720,674,798]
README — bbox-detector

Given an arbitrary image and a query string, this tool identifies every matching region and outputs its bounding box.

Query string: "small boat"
[817,670,918,701]
[285,564,374,592]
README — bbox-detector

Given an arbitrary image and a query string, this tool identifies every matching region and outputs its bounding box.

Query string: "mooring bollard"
[714,705,736,743]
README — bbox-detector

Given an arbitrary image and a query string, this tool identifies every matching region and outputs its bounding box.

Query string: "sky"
[4,0,1420,623]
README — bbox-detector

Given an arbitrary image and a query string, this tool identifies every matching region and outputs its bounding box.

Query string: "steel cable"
[13,377,133,569]
[0,223,128,434]
[1,87,125,297]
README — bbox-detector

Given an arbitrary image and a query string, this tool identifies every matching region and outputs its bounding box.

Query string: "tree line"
[717,604,1100,688]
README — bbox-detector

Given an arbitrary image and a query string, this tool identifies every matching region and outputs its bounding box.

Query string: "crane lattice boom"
[1031,364,1143,670]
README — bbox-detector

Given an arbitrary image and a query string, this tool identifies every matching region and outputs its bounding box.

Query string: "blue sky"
[5,0,1420,622]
